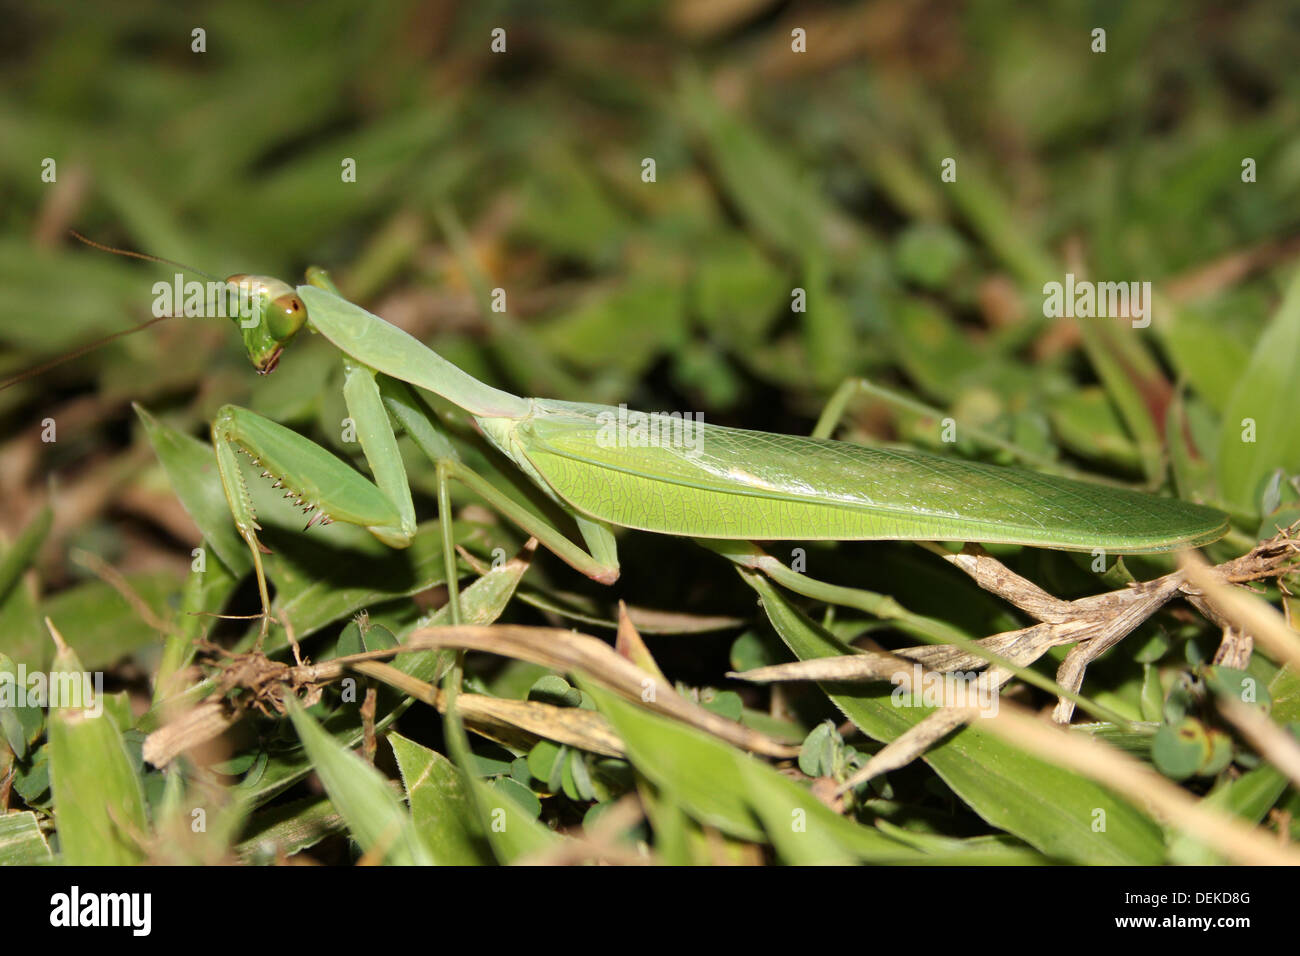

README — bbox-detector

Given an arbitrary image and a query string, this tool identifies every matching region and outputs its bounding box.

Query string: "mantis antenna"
[0,231,220,392]
[0,314,175,392]
[68,230,223,282]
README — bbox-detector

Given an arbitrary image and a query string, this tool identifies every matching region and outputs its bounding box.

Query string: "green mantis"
[179,261,1229,639]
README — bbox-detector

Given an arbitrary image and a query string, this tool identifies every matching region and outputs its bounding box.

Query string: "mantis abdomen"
[501,408,1228,554]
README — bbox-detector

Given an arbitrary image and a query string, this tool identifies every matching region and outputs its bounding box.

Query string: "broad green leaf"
[1050,386,1142,471]
[463,770,557,862]
[1217,270,1300,514]
[1074,319,1167,482]
[1157,305,1251,414]
[441,702,559,864]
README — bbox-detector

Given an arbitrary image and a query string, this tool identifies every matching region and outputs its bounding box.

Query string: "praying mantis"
[61,240,1232,638]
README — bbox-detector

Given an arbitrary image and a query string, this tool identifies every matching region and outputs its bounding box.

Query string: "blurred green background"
[6,0,1300,617]
[2,0,1300,862]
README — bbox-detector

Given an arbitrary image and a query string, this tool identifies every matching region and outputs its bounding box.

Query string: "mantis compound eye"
[267,292,307,341]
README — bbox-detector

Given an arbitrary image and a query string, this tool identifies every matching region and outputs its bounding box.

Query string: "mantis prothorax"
[64,242,1231,638]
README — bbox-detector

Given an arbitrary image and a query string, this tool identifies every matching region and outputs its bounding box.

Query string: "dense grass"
[1,1,1298,865]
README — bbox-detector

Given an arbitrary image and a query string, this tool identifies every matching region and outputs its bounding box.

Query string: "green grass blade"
[135,403,251,577]
[46,628,148,865]
[389,732,493,865]
[1217,269,1300,515]
[284,695,431,865]
[580,680,924,863]
[742,570,1168,864]
[0,811,52,865]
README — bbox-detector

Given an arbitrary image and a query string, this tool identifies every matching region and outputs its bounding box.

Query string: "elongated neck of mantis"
[399,337,532,419]
[296,284,532,420]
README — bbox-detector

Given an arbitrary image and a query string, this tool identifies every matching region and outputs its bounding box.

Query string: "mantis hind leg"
[432,456,621,625]
[374,377,619,624]
[812,378,878,439]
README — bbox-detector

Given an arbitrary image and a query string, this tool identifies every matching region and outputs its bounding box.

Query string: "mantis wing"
[511,404,1228,554]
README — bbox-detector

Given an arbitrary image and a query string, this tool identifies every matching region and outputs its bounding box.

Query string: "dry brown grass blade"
[839,707,977,794]
[1217,695,1300,791]
[983,699,1300,866]
[1181,551,1300,673]
[1212,625,1254,669]
[730,624,1054,683]
[668,0,777,40]
[352,660,625,758]
[928,543,1077,622]
[141,655,629,767]
[620,604,743,634]
[1166,234,1300,302]
[614,601,671,683]
[405,624,799,758]
[141,699,232,767]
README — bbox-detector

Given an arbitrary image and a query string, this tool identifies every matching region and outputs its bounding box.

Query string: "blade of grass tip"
[44,617,148,865]
[283,694,431,865]
[439,662,560,863]
[388,732,493,866]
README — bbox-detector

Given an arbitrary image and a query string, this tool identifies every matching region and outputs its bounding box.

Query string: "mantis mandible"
[66,242,1232,637]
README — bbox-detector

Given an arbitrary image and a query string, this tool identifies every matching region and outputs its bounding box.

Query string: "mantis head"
[224,274,308,374]
[63,233,309,376]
